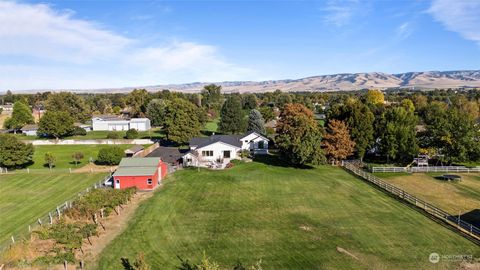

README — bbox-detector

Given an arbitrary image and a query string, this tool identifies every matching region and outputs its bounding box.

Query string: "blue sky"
[0,0,479,90]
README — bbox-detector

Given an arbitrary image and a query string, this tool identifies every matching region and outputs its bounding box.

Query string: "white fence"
[372,166,480,173]
[343,161,480,243]
[25,139,154,145]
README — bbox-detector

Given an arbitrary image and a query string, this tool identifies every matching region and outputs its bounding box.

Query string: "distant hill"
[11,70,480,93]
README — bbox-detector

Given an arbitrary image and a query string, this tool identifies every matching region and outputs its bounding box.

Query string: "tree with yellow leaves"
[322,120,356,165]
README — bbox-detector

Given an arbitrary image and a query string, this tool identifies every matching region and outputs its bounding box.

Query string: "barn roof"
[118,157,160,167]
[146,146,188,164]
[113,166,158,176]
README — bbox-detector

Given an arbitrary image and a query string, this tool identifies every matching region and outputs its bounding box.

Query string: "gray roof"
[21,124,38,131]
[146,146,188,164]
[113,166,158,177]
[125,145,144,153]
[190,135,242,148]
[118,157,160,167]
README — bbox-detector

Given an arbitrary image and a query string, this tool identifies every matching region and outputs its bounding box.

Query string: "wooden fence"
[0,174,113,253]
[371,166,480,173]
[343,161,480,244]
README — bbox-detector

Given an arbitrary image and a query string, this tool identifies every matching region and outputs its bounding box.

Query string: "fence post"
[57,207,61,219]
[38,218,42,226]
[11,236,14,244]
[64,260,67,270]
[28,225,31,232]
[49,212,53,224]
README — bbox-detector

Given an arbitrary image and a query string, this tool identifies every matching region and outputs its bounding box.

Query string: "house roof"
[146,146,188,164]
[118,157,160,167]
[240,131,269,141]
[113,166,158,177]
[21,124,38,131]
[130,118,150,123]
[125,145,144,154]
[190,135,243,148]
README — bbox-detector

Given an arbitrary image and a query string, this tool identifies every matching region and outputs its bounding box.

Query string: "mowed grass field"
[96,162,479,270]
[29,145,134,169]
[375,172,480,222]
[0,172,106,244]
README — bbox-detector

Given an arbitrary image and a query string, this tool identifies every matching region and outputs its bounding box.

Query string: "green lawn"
[96,162,479,270]
[29,145,134,169]
[0,172,106,244]
[203,117,219,134]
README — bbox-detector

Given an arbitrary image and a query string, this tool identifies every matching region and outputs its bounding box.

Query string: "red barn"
[112,157,168,190]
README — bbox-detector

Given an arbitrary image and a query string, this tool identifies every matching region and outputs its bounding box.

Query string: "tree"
[125,129,139,139]
[322,120,355,164]
[37,111,74,139]
[365,89,385,105]
[201,84,222,110]
[97,146,124,165]
[276,93,293,108]
[258,106,275,122]
[106,131,120,139]
[400,99,415,113]
[45,92,90,122]
[72,152,84,166]
[327,101,374,159]
[44,152,56,169]
[126,89,150,117]
[243,94,257,110]
[3,101,34,130]
[276,104,325,165]
[378,106,419,162]
[0,134,34,168]
[145,99,168,127]
[163,98,201,144]
[247,109,266,134]
[219,95,246,134]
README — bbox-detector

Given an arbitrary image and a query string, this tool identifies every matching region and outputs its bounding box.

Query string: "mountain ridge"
[9,70,480,93]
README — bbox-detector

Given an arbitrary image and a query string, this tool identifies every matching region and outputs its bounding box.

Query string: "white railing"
[343,161,480,244]
[372,166,480,173]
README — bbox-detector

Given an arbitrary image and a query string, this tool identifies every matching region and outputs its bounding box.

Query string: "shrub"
[106,131,120,139]
[125,128,139,139]
[71,126,87,136]
[96,146,124,165]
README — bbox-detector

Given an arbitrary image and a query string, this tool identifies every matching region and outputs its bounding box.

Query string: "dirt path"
[80,191,154,269]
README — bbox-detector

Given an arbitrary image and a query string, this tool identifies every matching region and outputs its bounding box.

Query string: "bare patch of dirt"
[72,164,117,174]
[336,246,360,261]
[459,261,480,270]
[299,225,313,232]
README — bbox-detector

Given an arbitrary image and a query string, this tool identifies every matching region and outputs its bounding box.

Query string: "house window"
[147,178,152,185]
[202,150,213,157]
[258,141,265,149]
[223,151,231,158]
[187,158,192,162]
[245,140,249,143]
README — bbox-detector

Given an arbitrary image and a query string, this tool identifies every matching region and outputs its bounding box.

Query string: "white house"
[21,124,38,136]
[183,131,269,169]
[91,116,151,131]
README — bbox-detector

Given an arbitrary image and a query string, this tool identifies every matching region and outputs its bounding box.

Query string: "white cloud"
[322,0,364,27]
[428,0,480,46]
[396,22,413,40]
[0,1,256,90]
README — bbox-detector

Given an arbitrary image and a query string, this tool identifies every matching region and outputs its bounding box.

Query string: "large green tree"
[38,111,75,139]
[276,103,325,165]
[247,109,266,134]
[327,100,374,159]
[201,84,222,111]
[378,106,419,162]
[146,99,168,127]
[3,101,34,130]
[0,134,34,168]
[126,89,150,117]
[163,98,201,144]
[219,95,246,134]
[45,92,90,122]
[242,94,257,110]
[423,103,480,162]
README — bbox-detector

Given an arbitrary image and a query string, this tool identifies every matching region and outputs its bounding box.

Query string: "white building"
[92,116,151,131]
[183,131,269,169]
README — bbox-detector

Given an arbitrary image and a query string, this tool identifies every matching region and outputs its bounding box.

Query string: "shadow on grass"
[253,154,314,169]
[457,209,480,228]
